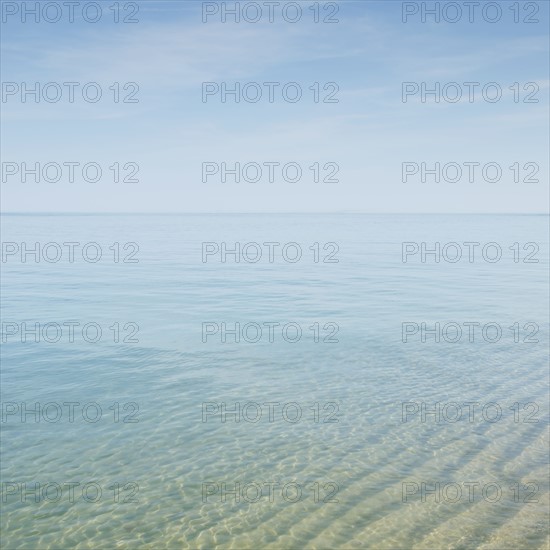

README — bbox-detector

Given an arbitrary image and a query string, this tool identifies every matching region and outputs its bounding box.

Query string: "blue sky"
[1,0,549,212]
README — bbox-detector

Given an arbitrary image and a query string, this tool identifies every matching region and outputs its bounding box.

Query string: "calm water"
[1,214,549,549]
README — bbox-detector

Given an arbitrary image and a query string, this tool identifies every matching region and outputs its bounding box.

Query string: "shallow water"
[1,214,548,549]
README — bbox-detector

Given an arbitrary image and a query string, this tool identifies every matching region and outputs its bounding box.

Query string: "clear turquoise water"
[1,214,548,549]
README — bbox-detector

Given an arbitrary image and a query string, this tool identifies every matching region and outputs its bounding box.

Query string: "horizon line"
[0,211,548,216]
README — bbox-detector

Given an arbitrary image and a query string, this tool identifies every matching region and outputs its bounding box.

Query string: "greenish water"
[1,214,548,549]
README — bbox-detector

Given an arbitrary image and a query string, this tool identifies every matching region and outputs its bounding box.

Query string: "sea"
[1,213,548,549]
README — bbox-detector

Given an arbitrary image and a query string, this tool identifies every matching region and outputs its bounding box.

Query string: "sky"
[1,0,549,213]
